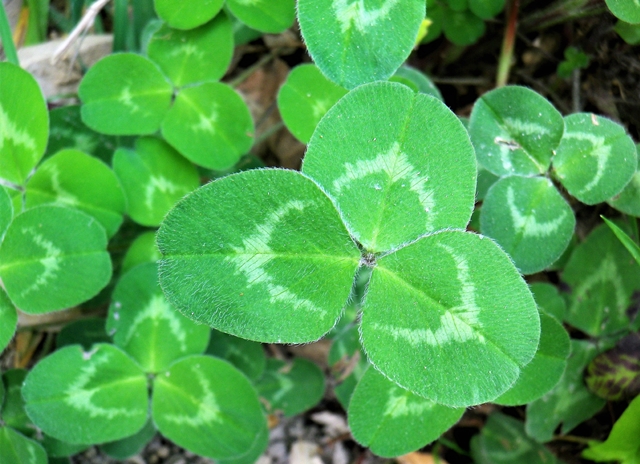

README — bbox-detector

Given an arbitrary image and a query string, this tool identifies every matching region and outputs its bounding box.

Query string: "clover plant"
[1,0,640,461]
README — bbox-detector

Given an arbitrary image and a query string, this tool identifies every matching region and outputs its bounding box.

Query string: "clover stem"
[496,0,519,88]
[0,0,19,66]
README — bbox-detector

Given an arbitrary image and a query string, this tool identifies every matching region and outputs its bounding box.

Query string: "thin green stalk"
[0,0,19,65]
[229,51,276,88]
[113,0,128,52]
[497,0,519,87]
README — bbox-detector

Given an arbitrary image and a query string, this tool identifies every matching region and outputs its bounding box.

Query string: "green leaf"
[0,62,49,186]
[297,0,425,89]
[0,205,112,314]
[46,105,123,163]
[152,355,266,460]
[442,8,485,45]
[553,113,637,205]
[161,82,254,170]
[422,2,443,43]
[447,0,468,12]
[23,344,148,444]
[360,230,540,407]
[585,332,640,401]
[2,370,31,435]
[348,367,463,458]
[147,13,233,88]
[303,81,476,253]
[79,53,173,135]
[563,222,640,336]
[107,262,210,373]
[615,20,640,44]
[0,427,47,464]
[602,216,640,266]
[529,282,566,321]
[0,288,17,353]
[217,424,269,464]
[605,0,640,24]
[476,167,499,201]
[389,65,443,100]
[0,186,13,240]
[158,169,361,343]
[469,86,564,177]
[226,0,295,33]
[206,330,266,380]
[113,137,200,227]
[100,418,156,460]
[471,413,561,464]
[468,0,505,19]
[583,393,640,463]
[56,318,110,350]
[255,358,325,417]
[608,146,640,216]
[494,311,570,405]
[121,231,162,274]
[40,435,89,458]
[480,175,575,274]
[277,64,348,144]
[557,46,590,78]
[525,340,606,443]
[154,0,224,29]
[25,149,126,238]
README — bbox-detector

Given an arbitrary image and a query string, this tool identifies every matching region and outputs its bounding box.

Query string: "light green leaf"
[297,0,425,89]
[2,370,31,435]
[23,344,148,444]
[79,53,173,135]
[360,230,540,407]
[56,318,110,350]
[468,0,505,19]
[0,288,17,353]
[0,62,49,186]
[255,358,325,417]
[615,20,640,44]
[147,13,233,88]
[303,81,476,253]
[553,113,637,205]
[0,205,112,314]
[113,137,200,227]
[442,9,485,45]
[26,149,126,237]
[389,65,443,100]
[471,413,561,464]
[0,427,47,464]
[583,387,640,462]
[226,0,295,33]
[602,216,640,267]
[494,311,570,405]
[217,424,269,464]
[0,186,13,240]
[529,282,566,321]
[277,64,348,144]
[152,355,266,460]
[563,222,640,336]
[469,86,564,177]
[605,0,640,24]
[526,340,606,443]
[158,169,361,343]
[348,367,463,458]
[154,0,224,29]
[206,330,266,380]
[608,145,640,217]
[161,82,254,170]
[100,419,156,460]
[480,175,575,274]
[121,231,162,274]
[107,263,210,373]
[46,105,123,163]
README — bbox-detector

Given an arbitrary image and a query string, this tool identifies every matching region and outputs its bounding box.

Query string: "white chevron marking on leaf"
[118,87,140,113]
[226,200,326,316]
[195,106,219,133]
[383,387,433,418]
[0,103,37,152]
[145,175,181,210]
[576,254,626,315]
[20,229,62,297]
[64,350,139,419]
[46,165,80,206]
[162,364,221,426]
[332,0,401,33]
[506,185,567,237]
[564,131,610,194]
[502,117,550,136]
[123,294,188,351]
